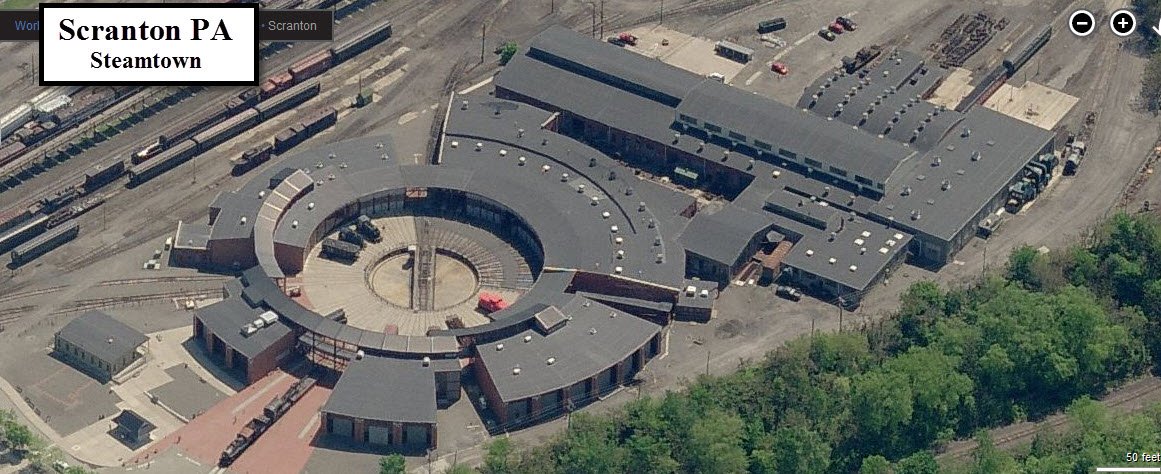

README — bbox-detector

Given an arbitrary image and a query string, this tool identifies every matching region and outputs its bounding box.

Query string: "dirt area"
[620,25,749,81]
[983,81,1079,130]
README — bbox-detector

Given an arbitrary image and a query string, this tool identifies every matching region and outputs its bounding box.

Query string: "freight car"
[331,21,393,63]
[192,109,260,151]
[231,143,273,175]
[273,106,336,154]
[322,238,360,261]
[289,50,333,83]
[255,80,320,120]
[82,160,126,191]
[11,221,77,266]
[0,208,33,236]
[127,140,198,186]
[0,142,27,168]
[0,213,48,253]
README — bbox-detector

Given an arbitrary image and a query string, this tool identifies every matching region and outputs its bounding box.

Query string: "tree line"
[1136,0,1161,111]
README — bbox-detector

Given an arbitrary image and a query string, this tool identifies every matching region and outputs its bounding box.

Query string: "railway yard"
[0,0,1158,472]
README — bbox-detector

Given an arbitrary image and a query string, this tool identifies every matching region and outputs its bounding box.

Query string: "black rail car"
[82,160,126,191]
[1003,26,1051,75]
[321,238,360,261]
[127,140,198,186]
[0,213,48,253]
[255,80,320,120]
[231,143,274,175]
[192,109,260,151]
[332,21,393,63]
[11,221,77,266]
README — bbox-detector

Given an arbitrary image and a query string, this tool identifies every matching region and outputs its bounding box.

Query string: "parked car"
[828,22,845,34]
[771,62,789,75]
[776,285,803,301]
[836,16,858,31]
[707,72,726,82]
[818,29,836,41]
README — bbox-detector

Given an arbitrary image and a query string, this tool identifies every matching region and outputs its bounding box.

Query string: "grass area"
[0,0,40,9]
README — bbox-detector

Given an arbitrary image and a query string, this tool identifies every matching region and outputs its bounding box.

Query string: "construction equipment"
[841,45,882,73]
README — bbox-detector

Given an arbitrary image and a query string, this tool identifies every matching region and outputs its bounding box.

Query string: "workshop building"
[54,310,147,382]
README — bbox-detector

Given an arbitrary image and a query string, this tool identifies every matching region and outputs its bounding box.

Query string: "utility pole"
[704,349,710,376]
[480,23,486,64]
[599,0,605,39]
[660,0,664,25]
[838,301,843,332]
[590,3,597,38]
[550,0,554,14]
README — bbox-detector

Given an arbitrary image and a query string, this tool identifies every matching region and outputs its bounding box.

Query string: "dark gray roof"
[575,291,675,313]
[113,410,154,432]
[870,107,1054,241]
[476,295,660,402]
[677,80,916,185]
[194,297,291,359]
[797,50,960,151]
[780,217,911,291]
[678,204,771,267]
[526,26,703,106]
[57,311,147,365]
[322,356,437,424]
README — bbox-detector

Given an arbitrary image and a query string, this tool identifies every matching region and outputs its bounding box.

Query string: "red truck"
[478,293,508,314]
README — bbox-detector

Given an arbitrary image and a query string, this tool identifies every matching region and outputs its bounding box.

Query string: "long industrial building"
[171,25,1055,450]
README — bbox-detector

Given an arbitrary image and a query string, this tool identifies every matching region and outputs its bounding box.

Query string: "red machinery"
[478,293,508,314]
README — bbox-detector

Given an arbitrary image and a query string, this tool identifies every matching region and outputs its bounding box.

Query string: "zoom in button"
[1110,9,1136,37]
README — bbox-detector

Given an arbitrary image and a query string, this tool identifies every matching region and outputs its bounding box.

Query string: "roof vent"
[699,289,709,298]
[328,153,336,160]
[941,180,951,191]
[291,220,298,228]
[849,265,858,272]
[240,216,247,225]
[475,142,483,151]
[602,211,611,219]
[697,142,705,152]
[615,236,624,244]
[656,253,665,263]
[805,249,814,257]
[496,343,505,351]
[859,247,866,255]
[910,209,921,220]
[962,127,971,137]
[971,150,981,161]
[517,128,525,138]
[499,149,508,157]
[653,236,662,246]
[376,142,384,149]
[610,225,619,233]
[673,133,681,143]
[828,257,837,264]
[461,100,469,110]
[513,367,521,376]
[524,335,533,343]
[542,165,551,173]
[639,202,647,212]
[722,150,730,161]
[829,232,837,242]
[547,357,556,365]
[356,350,365,360]
[577,184,586,193]
[316,161,324,169]
[854,238,865,246]
[609,311,617,318]
[589,327,598,335]
[308,202,315,210]
[648,219,656,229]
[562,173,570,182]
[614,266,623,274]
[616,249,625,259]
[422,357,430,367]
[879,247,890,254]
[901,186,911,196]
[772,170,781,178]
[450,141,458,148]
[258,190,266,198]
[591,196,600,205]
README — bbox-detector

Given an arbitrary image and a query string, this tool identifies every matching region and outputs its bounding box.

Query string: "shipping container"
[128,139,198,186]
[191,108,260,151]
[11,221,77,266]
[288,50,334,83]
[255,80,320,121]
[0,213,48,253]
[332,21,393,63]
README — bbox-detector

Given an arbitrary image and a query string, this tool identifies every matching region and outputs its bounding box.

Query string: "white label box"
[40,3,258,85]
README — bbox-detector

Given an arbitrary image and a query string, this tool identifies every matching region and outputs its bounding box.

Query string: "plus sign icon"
[1110,9,1136,37]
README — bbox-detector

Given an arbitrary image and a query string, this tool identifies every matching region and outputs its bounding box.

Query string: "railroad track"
[96,275,231,286]
[51,289,216,315]
[0,305,35,324]
[0,285,66,305]
[939,376,1161,460]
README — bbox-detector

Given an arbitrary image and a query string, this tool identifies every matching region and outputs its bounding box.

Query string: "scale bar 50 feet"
[1097,468,1161,472]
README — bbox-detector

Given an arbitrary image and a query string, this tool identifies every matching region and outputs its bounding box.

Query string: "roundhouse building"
[321,355,440,450]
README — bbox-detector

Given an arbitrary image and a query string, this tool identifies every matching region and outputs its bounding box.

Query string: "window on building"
[828,166,848,177]
[728,131,747,142]
[754,140,772,151]
[855,175,872,186]
[704,123,723,134]
[678,114,698,124]
[876,183,885,190]
[779,148,797,160]
[804,158,822,168]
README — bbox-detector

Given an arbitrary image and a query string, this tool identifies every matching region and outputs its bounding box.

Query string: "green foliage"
[446,464,475,474]
[1145,51,1161,113]
[378,454,406,474]
[6,423,32,451]
[498,42,519,66]
[859,455,892,474]
[482,437,515,474]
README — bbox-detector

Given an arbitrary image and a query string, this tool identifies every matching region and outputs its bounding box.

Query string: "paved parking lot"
[150,365,228,421]
[4,352,121,437]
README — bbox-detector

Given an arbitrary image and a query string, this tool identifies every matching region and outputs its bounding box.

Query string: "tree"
[859,455,892,474]
[446,464,475,474]
[378,454,406,474]
[498,42,519,66]
[893,451,938,474]
[684,410,748,474]
[1145,51,1161,113]
[6,424,33,452]
[482,437,515,474]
